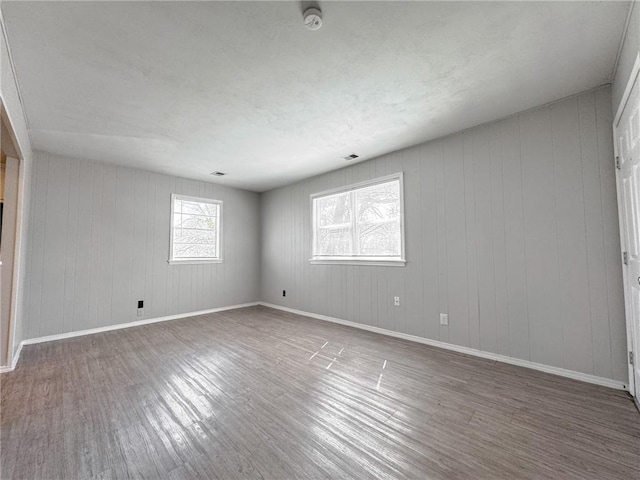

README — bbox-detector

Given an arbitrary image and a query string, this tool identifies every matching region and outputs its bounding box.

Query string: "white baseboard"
[259,302,628,391]
[0,340,23,373]
[2,302,259,373]
[21,302,260,346]
[2,300,629,392]
[0,302,260,373]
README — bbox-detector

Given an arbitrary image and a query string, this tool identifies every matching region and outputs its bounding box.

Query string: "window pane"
[173,213,217,230]
[359,220,401,256]
[173,228,217,245]
[316,192,352,227]
[173,243,217,259]
[355,180,401,257]
[356,180,400,224]
[176,200,218,216]
[317,227,352,255]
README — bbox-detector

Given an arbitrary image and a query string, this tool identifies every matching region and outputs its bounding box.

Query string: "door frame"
[613,51,640,397]
[0,100,27,370]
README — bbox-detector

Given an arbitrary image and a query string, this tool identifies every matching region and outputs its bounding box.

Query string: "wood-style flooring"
[1,306,639,479]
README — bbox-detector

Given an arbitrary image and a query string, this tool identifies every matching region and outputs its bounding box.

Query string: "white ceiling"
[1,1,630,192]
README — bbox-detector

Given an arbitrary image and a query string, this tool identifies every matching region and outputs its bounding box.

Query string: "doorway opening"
[0,104,23,369]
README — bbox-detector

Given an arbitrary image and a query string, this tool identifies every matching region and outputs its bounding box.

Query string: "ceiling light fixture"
[303,7,323,31]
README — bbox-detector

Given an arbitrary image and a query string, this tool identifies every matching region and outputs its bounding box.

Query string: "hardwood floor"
[1,305,639,479]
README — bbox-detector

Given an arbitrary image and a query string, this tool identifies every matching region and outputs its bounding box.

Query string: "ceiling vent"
[343,153,359,161]
[210,171,227,176]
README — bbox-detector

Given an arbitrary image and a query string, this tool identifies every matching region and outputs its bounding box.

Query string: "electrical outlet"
[137,308,144,316]
[283,290,286,297]
[440,313,449,326]
[394,296,400,307]
[137,300,144,316]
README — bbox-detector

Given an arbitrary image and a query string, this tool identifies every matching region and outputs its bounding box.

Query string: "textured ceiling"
[1,1,630,191]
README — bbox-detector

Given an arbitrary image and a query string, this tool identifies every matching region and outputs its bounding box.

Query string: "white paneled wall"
[261,86,628,382]
[25,152,261,339]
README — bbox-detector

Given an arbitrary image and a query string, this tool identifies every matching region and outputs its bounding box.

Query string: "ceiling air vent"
[343,153,359,161]
[210,171,227,176]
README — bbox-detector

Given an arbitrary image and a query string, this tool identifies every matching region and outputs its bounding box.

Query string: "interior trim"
[0,302,260,373]
[260,302,628,391]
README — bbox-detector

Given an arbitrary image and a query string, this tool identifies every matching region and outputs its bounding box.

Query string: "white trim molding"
[259,302,628,391]
[0,341,22,373]
[2,301,628,391]
[614,52,640,126]
[0,302,259,373]
[613,51,640,397]
[23,302,259,346]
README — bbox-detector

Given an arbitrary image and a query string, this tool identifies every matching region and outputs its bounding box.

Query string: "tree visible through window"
[170,194,222,263]
[312,174,405,264]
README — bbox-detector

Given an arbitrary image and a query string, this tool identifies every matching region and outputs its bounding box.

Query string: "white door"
[615,55,640,398]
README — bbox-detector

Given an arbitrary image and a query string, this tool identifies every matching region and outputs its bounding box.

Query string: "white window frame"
[310,172,406,266]
[168,194,223,265]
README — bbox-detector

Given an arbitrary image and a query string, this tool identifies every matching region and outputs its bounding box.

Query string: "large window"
[311,173,405,266]
[169,194,222,264]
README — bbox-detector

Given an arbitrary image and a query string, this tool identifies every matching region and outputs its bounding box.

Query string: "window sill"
[309,258,406,267]
[168,259,223,265]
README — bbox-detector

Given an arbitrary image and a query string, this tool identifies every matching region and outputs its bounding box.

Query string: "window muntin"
[311,173,405,265]
[169,194,222,264]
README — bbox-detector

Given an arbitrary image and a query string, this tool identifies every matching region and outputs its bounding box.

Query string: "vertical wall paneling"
[403,146,425,338]
[551,98,593,373]
[419,141,440,341]
[40,156,69,336]
[463,131,481,350]
[490,122,510,357]
[473,126,498,354]
[260,86,628,382]
[578,92,612,379]
[62,157,79,334]
[25,153,261,338]
[443,135,469,348]
[501,118,530,361]
[434,140,449,344]
[520,107,564,367]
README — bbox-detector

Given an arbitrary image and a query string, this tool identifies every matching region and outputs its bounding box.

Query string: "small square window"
[169,194,222,265]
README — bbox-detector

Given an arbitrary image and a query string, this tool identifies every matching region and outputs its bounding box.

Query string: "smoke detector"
[303,7,323,31]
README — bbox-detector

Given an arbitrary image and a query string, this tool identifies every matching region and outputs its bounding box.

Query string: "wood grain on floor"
[1,305,639,479]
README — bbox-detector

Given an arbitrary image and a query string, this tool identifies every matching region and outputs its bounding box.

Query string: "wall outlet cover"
[440,313,449,326]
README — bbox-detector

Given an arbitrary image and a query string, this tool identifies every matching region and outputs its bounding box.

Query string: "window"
[311,173,405,266]
[169,194,222,264]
